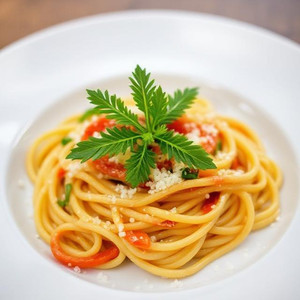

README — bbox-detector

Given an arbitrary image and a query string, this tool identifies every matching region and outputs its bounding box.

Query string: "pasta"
[26,97,282,278]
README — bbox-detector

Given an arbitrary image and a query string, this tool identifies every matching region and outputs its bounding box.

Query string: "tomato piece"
[158,220,176,228]
[201,192,219,214]
[124,230,151,249]
[50,232,119,268]
[57,168,66,180]
[92,155,126,181]
[167,117,219,154]
[81,117,115,141]
[167,117,190,134]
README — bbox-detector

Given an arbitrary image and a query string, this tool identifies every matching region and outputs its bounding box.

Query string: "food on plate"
[26,65,282,278]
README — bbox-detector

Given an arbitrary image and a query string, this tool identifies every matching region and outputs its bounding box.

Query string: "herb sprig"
[67,65,216,187]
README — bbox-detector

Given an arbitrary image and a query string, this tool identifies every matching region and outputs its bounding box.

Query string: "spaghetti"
[26,98,282,278]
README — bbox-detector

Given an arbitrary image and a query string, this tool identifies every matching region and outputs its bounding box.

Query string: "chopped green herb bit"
[217,140,222,151]
[181,168,198,180]
[57,183,72,207]
[61,137,73,145]
[79,108,101,122]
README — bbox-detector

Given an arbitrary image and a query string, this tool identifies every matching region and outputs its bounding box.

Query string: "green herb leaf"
[150,86,168,129]
[67,65,216,187]
[129,65,155,131]
[57,183,72,207]
[161,88,198,124]
[66,127,141,162]
[181,168,198,180]
[125,144,156,188]
[79,107,101,122]
[61,137,73,145]
[87,89,145,132]
[154,130,216,170]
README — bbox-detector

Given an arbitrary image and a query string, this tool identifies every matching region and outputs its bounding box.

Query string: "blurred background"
[0,0,299,48]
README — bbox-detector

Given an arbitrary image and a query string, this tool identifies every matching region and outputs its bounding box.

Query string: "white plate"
[0,10,300,300]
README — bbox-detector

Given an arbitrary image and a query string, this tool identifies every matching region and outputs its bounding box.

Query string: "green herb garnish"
[61,137,73,145]
[215,140,222,154]
[79,107,102,122]
[57,183,72,207]
[67,65,216,187]
[181,168,198,180]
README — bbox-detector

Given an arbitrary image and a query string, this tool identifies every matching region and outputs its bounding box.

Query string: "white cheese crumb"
[146,162,184,194]
[119,231,126,237]
[66,161,87,178]
[97,272,109,283]
[129,217,135,223]
[205,193,210,199]
[211,204,216,209]
[170,207,177,213]
[97,172,104,179]
[186,128,201,144]
[92,131,101,138]
[17,179,25,189]
[73,266,81,273]
[68,131,81,143]
[92,216,101,225]
[216,151,233,160]
[170,279,183,288]
[105,220,111,226]
[115,184,137,199]
[217,169,244,176]
[150,236,157,242]
[108,195,117,204]
[117,224,124,233]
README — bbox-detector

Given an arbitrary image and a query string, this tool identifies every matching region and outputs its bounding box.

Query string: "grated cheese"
[186,128,201,144]
[205,193,210,199]
[108,195,117,204]
[119,231,126,237]
[150,236,157,242]
[216,151,234,160]
[129,217,135,223]
[146,162,184,194]
[92,216,101,225]
[66,161,87,178]
[217,169,244,176]
[170,279,183,288]
[115,184,137,199]
[117,224,124,233]
[73,266,81,273]
[170,207,177,213]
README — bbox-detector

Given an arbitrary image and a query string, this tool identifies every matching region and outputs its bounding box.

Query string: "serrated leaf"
[86,89,145,132]
[150,86,168,129]
[129,65,155,130]
[161,88,198,124]
[125,144,156,187]
[154,130,216,170]
[66,127,142,162]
